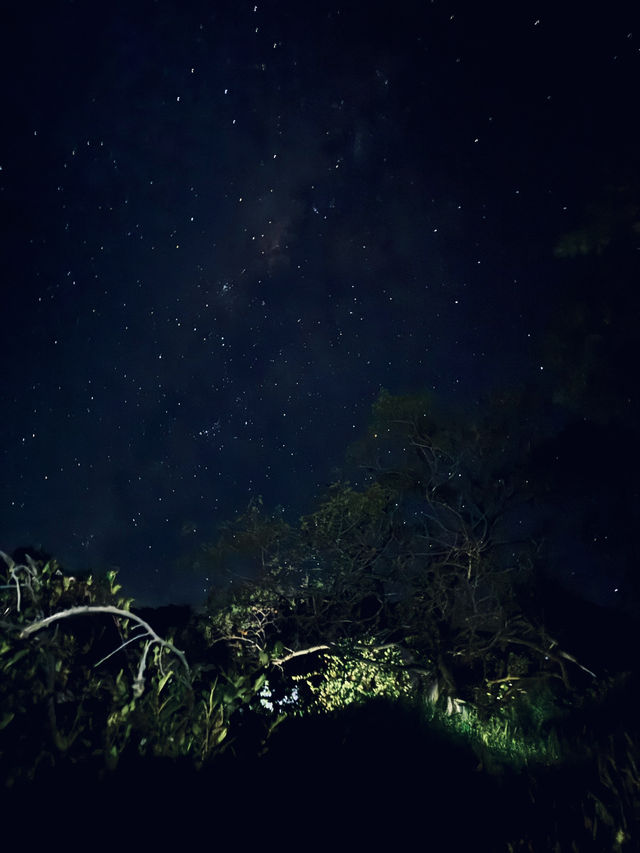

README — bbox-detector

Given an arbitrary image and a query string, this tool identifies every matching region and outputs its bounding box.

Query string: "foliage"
[0,550,135,782]
[546,178,640,430]
[290,638,414,713]
[423,693,563,771]
[0,551,266,784]
[190,389,598,721]
[2,384,640,848]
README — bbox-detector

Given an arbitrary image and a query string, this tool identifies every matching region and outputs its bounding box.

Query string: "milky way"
[1,2,636,604]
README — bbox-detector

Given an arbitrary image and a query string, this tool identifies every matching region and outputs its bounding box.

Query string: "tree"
[546,179,640,429]
[342,389,594,701]
[193,389,594,723]
[537,177,640,607]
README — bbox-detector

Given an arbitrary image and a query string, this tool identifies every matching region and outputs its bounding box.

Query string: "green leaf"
[158,670,174,694]
[0,712,15,730]
[106,569,122,594]
[3,648,30,669]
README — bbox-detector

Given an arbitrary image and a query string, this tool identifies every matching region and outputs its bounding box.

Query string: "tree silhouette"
[194,389,595,719]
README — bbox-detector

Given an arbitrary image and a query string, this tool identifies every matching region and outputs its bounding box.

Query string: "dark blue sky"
[1,2,637,605]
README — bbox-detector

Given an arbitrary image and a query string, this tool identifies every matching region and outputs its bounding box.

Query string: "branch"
[500,636,596,687]
[19,605,190,687]
[486,672,564,687]
[271,644,331,666]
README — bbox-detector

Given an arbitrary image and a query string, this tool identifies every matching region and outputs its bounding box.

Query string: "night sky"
[2,2,638,606]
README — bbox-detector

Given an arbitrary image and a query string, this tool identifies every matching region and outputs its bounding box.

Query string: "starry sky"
[2,2,638,606]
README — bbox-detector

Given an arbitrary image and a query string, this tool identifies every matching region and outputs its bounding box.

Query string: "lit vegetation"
[2,386,639,849]
[292,638,414,713]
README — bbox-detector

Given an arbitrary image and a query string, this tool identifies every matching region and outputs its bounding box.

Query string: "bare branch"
[271,644,331,666]
[19,605,190,681]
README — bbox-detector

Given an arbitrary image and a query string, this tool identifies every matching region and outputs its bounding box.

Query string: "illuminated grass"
[422,699,564,770]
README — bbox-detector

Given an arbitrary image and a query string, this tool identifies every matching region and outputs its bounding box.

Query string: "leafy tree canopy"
[190,388,596,724]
